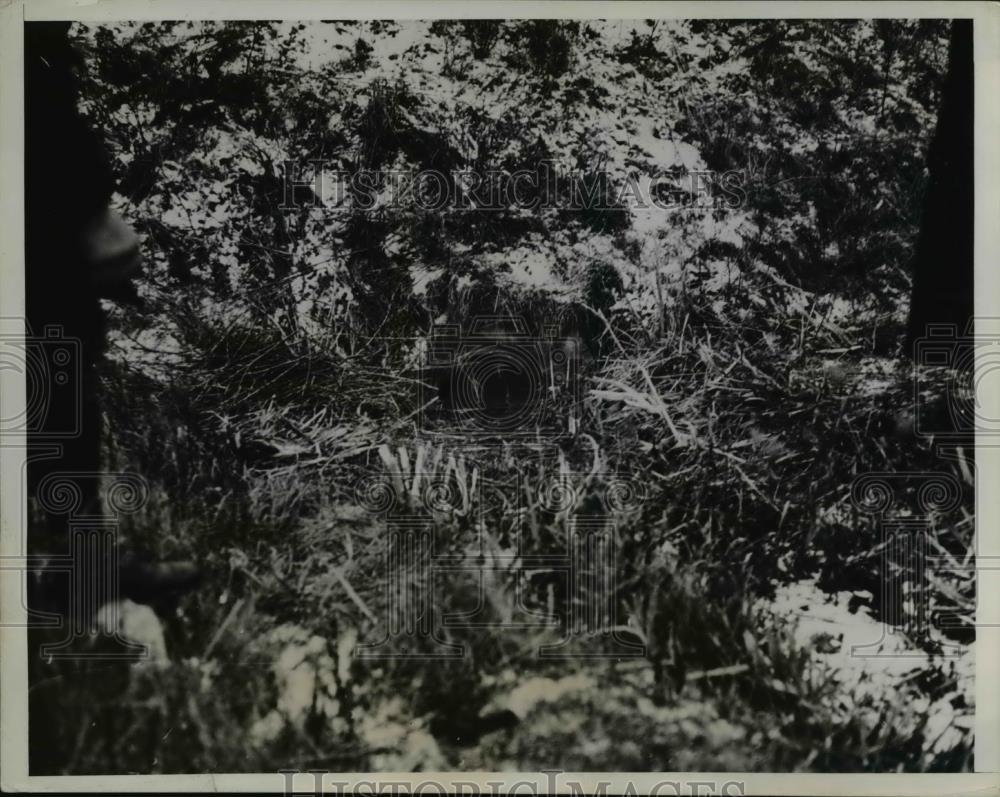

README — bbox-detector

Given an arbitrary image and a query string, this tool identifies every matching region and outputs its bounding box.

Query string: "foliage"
[29,19,971,774]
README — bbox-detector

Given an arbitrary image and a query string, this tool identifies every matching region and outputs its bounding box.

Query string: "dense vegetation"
[30,19,974,774]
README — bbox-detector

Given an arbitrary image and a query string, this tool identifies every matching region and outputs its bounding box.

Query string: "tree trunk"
[906,21,974,351]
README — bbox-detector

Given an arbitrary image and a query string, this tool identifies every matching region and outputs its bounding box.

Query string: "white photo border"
[2,1,997,793]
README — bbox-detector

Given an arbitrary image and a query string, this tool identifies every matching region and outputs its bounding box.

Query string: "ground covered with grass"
[29,19,974,774]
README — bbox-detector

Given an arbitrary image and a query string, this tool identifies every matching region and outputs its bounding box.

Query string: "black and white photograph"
[1,1,998,792]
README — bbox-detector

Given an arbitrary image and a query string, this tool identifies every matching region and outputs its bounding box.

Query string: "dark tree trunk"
[906,20,974,352]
